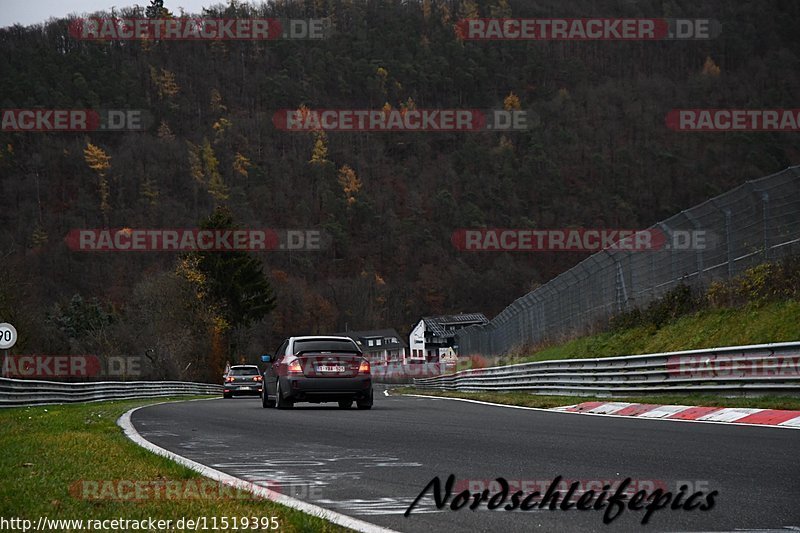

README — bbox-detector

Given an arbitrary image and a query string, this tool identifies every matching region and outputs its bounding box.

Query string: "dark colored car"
[223,365,263,398]
[261,336,373,410]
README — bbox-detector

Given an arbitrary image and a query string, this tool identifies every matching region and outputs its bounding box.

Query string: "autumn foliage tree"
[177,207,276,376]
[83,143,111,225]
[337,164,363,206]
[0,0,797,371]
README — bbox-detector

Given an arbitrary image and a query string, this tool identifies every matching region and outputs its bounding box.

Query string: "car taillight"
[358,360,370,374]
[287,360,303,374]
[253,375,262,381]
[225,376,234,382]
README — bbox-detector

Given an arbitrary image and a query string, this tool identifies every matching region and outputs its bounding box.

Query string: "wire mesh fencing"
[457,166,800,357]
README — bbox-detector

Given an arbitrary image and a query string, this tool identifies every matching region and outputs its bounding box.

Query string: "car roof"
[291,335,356,342]
[230,364,259,368]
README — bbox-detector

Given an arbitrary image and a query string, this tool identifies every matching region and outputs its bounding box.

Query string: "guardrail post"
[762,192,770,260]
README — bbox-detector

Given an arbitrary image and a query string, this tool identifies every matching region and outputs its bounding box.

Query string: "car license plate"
[317,365,345,372]
[240,386,251,390]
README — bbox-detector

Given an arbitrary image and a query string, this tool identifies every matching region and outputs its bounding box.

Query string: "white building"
[334,329,407,366]
[406,313,488,364]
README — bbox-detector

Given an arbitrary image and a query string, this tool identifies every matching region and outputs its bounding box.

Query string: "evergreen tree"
[181,207,276,330]
[145,0,168,18]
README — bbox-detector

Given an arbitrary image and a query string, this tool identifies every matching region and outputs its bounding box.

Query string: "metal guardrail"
[371,362,455,384]
[0,378,222,407]
[457,166,800,356]
[414,341,800,397]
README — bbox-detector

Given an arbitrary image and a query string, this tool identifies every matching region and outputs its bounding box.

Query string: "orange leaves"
[337,164,362,206]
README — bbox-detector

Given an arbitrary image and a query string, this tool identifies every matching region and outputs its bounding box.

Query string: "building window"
[376,339,381,346]
[368,340,374,347]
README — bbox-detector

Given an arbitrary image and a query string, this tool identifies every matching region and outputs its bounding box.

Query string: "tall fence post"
[658,222,677,283]
[614,256,628,313]
[683,211,705,284]
[724,208,734,277]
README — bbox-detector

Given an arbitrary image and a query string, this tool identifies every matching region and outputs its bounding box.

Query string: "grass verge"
[515,300,800,365]
[394,388,800,411]
[0,397,349,532]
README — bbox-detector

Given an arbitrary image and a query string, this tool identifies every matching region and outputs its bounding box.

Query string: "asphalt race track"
[131,392,800,532]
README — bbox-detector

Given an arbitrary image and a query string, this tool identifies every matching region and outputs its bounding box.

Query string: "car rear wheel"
[261,386,275,408]
[338,400,353,409]
[275,381,293,409]
[357,389,373,410]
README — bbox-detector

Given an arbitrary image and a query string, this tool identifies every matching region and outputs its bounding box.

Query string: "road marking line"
[118,400,400,533]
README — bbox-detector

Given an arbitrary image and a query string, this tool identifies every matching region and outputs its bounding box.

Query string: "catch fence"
[457,166,800,356]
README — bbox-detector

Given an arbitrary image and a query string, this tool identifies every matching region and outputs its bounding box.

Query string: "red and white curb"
[553,401,800,428]
[402,393,800,430]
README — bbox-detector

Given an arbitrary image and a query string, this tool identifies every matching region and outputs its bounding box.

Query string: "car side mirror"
[261,354,272,363]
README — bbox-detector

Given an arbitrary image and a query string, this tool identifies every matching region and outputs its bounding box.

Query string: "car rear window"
[229,367,259,375]
[293,339,359,353]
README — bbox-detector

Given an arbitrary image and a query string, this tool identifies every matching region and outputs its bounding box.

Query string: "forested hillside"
[1,0,798,380]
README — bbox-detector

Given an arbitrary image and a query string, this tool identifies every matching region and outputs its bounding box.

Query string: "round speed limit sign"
[0,323,17,350]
